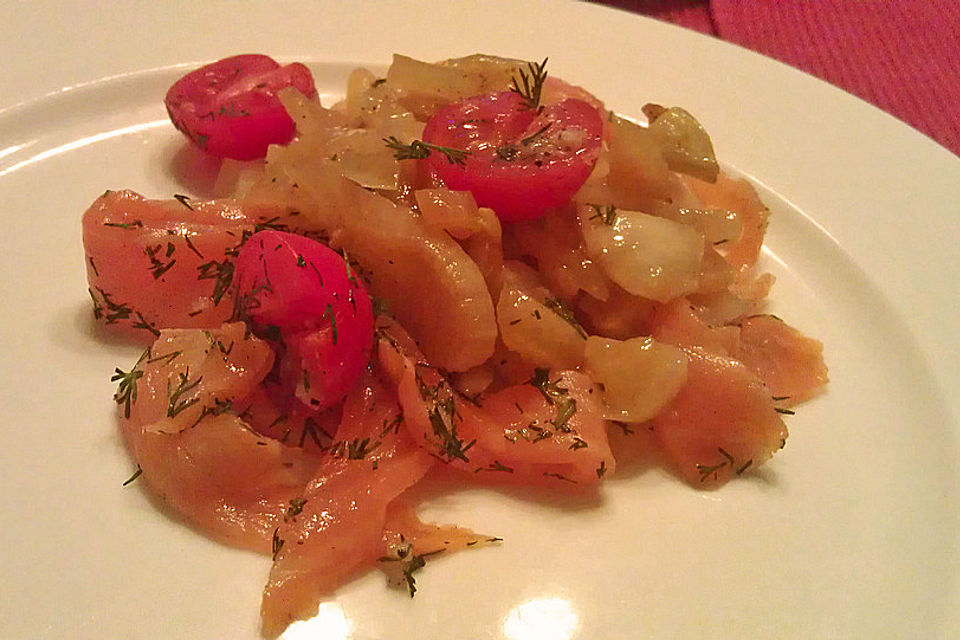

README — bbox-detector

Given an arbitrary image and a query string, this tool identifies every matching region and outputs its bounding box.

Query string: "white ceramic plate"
[1,2,958,639]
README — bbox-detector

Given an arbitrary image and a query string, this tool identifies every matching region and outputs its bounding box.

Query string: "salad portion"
[83,53,827,635]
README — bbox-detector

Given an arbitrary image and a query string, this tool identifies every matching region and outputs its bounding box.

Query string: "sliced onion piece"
[578,204,705,303]
[584,335,688,423]
[642,104,719,183]
[496,262,586,369]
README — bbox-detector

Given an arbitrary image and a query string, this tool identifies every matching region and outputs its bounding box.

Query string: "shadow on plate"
[152,134,224,199]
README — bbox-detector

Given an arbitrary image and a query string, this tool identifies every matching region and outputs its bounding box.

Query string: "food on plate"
[420,65,604,222]
[165,54,317,160]
[233,229,375,411]
[83,52,827,634]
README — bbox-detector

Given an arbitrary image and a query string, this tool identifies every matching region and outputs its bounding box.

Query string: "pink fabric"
[600,0,716,34]
[595,0,960,156]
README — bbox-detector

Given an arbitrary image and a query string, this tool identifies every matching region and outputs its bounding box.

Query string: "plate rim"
[0,1,958,638]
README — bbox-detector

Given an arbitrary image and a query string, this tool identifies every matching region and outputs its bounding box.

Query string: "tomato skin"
[234,230,373,410]
[164,54,316,161]
[422,91,603,222]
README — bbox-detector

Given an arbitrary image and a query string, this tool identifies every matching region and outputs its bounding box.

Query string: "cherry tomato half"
[421,91,603,223]
[234,230,373,410]
[164,54,316,161]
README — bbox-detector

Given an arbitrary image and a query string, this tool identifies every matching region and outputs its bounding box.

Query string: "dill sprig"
[196,259,234,305]
[427,400,476,463]
[330,437,381,460]
[527,367,579,434]
[167,369,203,418]
[383,136,470,165]
[144,242,177,280]
[122,464,143,486]
[587,203,618,225]
[696,447,754,482]
[377,540,441,598]
[542,297,588,339]
[112,366,144,419]
[417,375,475,463]
[510,58,548,110]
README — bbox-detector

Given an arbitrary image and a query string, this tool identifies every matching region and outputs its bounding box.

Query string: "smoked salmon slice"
[260,369,434,634]
[118,322,320,551]
[377,318,615,487]
[83,190,311,340]
[651,347,788,488]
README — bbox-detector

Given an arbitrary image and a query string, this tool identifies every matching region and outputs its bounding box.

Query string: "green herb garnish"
[383,136,470,165]
[167,369,202,418]
[510,58,548,110]
[112,366,144,418]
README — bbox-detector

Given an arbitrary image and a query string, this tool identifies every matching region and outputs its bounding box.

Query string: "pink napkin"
[602,0,960,157]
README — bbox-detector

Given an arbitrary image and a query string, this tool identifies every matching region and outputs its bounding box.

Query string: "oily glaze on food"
[83,53,827,635]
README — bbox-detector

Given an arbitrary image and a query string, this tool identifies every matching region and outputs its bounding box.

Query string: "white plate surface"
[1,2,958,639]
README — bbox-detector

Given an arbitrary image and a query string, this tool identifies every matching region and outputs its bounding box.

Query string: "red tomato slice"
[164,54,316,161]
[421,91,603,222]
[234,230,373,410]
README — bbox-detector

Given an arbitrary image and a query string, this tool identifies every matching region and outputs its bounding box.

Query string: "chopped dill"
[474,460,515,474]
[321,303,338,345]
[122,464,143,486]
[196,259,234,305]
[330,437,381,460]
[173,194,194,210]
[144,243,177,280]
[542,297,587,339]
[167,369,202,418]
[284,497,307,521]
[383,136,470,165]
[111,365,144,418]
[272,528,285,560]
[587,203,618,225]
[103,220,144,230]
[510,58,548,110]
